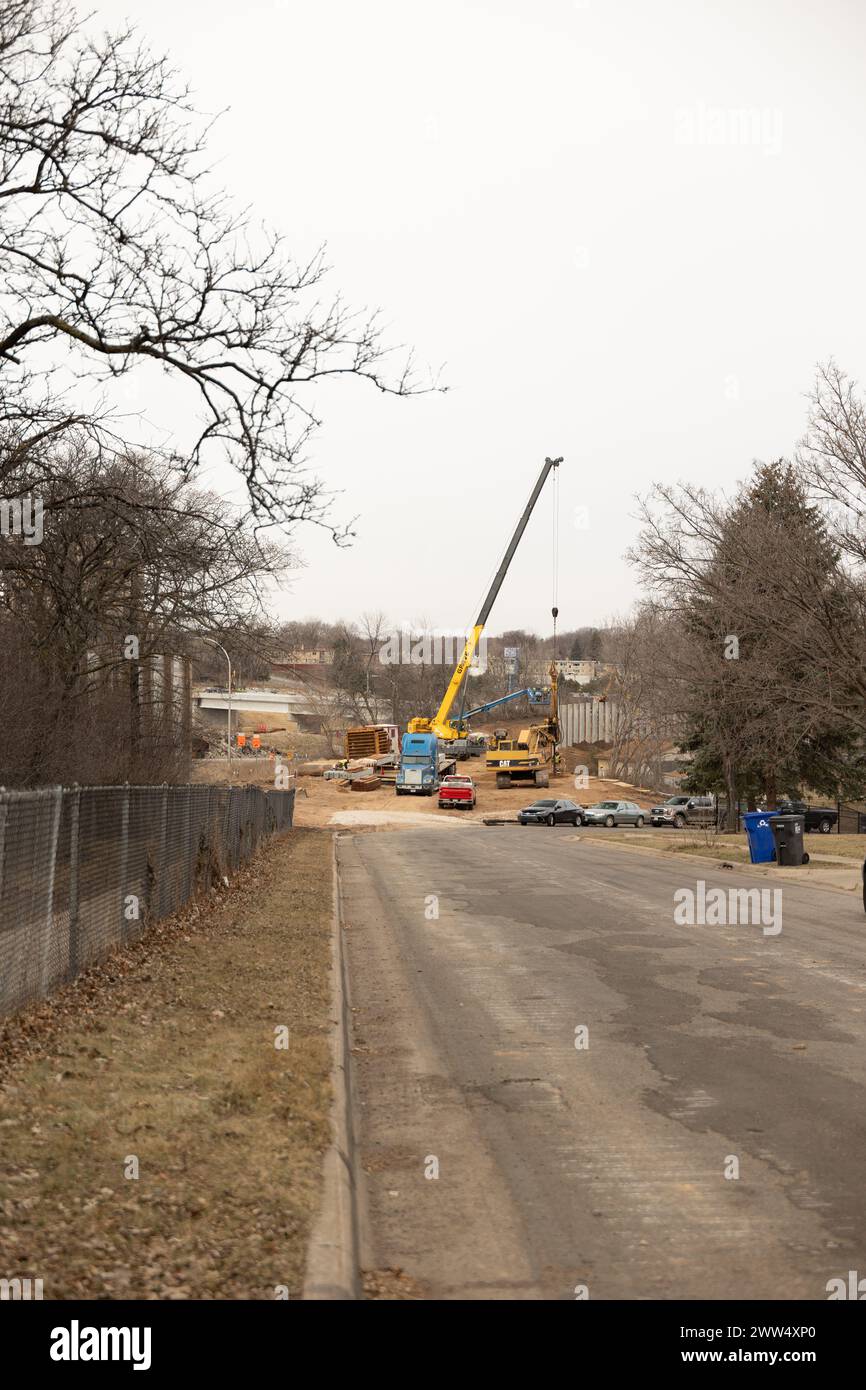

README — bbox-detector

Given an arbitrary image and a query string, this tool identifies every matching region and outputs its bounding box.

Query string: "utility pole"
[202,638,232,767]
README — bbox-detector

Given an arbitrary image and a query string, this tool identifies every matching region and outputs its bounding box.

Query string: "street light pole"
[202,638,232,768]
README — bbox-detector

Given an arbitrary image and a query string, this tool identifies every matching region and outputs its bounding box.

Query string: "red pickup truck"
[438,775,477,810]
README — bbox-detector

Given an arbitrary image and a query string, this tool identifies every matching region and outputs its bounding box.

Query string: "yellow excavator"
[486,661,561,789]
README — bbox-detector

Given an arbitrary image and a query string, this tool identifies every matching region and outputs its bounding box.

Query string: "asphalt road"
[339,826,866,1300]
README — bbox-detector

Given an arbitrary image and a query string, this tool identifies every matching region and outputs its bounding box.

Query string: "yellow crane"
[407,456,562,743]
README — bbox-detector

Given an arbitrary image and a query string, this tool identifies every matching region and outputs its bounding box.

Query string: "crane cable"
[551,465,560,658]
[551,467,561,770]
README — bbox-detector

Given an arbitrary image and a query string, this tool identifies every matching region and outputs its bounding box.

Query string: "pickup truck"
[649,794,718,828]
[438,775,476,809]
[776,800,838,833]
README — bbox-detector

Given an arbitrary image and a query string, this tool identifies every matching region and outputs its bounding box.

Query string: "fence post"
[36,787,63,999]
[0,795,7,901]
[119,782,130,942]
[184,786,193,898]
[68,786,81,981]
[158,783,169,919]
[224,787,235,871]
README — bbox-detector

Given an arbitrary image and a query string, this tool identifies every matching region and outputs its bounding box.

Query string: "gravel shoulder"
[0,827,333,1299]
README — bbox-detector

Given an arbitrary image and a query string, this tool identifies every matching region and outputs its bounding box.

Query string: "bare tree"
[797,360,866,562]
[0,437,294,784]
[0,1,432,529]
[602,609,677,788]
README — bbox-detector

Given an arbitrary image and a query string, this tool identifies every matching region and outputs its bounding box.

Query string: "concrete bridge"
[196,688,391,725]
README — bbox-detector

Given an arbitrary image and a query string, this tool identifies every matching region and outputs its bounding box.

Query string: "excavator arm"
[456,685,550,727]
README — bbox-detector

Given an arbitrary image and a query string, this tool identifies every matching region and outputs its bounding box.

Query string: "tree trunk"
[723,752,738,833]
[128,654,141,777]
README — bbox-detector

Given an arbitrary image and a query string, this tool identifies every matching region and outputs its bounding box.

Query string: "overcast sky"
[96,0,866,637]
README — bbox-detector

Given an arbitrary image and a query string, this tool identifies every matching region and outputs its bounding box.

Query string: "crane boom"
[408,455,562,740]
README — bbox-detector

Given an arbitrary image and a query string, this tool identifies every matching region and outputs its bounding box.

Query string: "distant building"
[554,658,613,686]
[280,648,333,666]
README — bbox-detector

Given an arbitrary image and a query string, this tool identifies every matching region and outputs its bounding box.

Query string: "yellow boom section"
[407,623,485,739]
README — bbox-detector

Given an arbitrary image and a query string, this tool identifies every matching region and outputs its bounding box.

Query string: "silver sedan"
[583,800,646,827]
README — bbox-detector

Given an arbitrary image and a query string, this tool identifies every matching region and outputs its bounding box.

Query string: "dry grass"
[189,757,290,789]
[612,828,866,866]
[0,828,334,1299]
[795,834,866,860]
[663,831,866,862]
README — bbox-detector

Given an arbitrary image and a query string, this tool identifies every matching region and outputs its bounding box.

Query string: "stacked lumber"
[345,726,392,759]
[350,776,382,792]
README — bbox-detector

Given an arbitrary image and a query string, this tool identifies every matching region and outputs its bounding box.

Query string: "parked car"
[518,798,585,826]
[438,775,476,809]
[583,800,646,827]
[649,794,718,829]
[776,800,838,834]
[649,794,691,827]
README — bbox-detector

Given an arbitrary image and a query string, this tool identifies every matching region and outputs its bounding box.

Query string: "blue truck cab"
[395,732,455,795]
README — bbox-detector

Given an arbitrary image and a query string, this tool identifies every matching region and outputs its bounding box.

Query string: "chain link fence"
[0,784,295,1018]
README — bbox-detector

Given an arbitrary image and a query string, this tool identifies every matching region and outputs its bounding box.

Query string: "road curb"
[302,834,361,1299]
